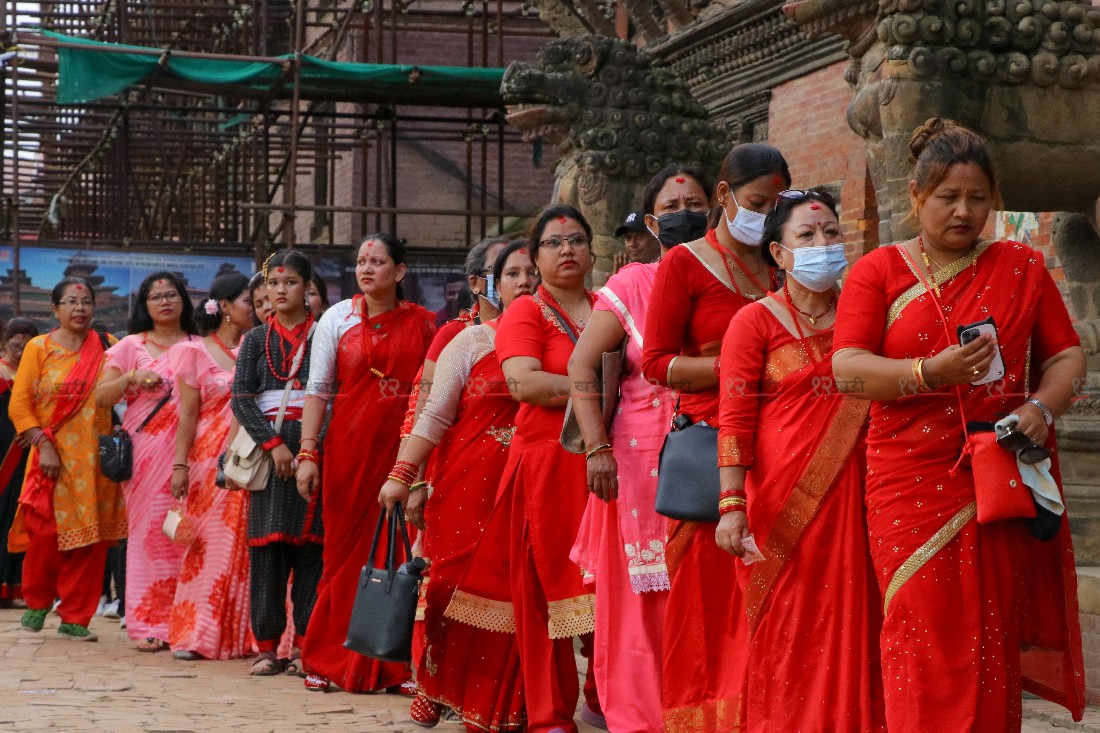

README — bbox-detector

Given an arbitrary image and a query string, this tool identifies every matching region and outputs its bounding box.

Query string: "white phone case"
[962,323,1005,385]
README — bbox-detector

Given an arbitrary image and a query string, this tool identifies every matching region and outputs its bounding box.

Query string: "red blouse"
[642,239,759,424]
[496,290,592,444]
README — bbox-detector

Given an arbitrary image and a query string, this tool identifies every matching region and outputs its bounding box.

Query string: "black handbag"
[344,505,427,663]
[98,389,171,483]
[654,416,721,522]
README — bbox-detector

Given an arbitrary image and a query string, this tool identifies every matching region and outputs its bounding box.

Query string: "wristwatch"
[1026,397,1053,426]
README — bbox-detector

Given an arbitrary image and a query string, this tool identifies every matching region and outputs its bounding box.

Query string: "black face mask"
[655,209,708,248]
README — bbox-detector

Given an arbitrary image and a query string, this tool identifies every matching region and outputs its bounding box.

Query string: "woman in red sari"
[833,118,1086,729]
[380,240,537,731]
[714,190,885,731]
[8,278,127,641]
[478,204,599,733]
[640,144,789,732]
[297,233,436,693]
[0,318,38,606]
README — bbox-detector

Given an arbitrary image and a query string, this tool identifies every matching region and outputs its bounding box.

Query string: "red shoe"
[410,693,441,728]
[304,673,332,691]
[386,679,418,698]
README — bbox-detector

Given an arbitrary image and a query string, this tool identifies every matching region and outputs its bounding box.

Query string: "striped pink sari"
[106,335,189,643]
[166,340,252,659]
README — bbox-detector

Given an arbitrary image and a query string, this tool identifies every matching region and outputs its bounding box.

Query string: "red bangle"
[262,436,284,451]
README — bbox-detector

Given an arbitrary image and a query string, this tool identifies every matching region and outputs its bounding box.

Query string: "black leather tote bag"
[344,505,426,663]
[654,419,721,522]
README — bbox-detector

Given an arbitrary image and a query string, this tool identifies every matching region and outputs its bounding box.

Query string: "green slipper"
[57,623,98,642]
[20,608,48,632]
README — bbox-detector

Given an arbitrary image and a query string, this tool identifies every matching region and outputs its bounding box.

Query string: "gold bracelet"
[585,443,612,460]
[409,481,428,492]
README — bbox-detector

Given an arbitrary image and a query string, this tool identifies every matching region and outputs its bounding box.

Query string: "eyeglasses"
[775,189,836,211]
[538,234,590,250]
[58,298,94,309]
[147,292,182,304]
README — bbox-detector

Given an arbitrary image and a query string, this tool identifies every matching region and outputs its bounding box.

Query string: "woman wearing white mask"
[714,190,885,732]
[641,144,789,731]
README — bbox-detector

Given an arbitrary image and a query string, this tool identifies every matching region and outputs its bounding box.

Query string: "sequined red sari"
[718,302,884,732]
[416,322,524,731]
[834,240,1085,730]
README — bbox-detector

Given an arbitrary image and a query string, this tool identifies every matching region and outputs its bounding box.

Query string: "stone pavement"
[2,607,1099,732]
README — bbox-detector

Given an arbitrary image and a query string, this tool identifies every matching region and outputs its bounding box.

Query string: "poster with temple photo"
[0,246,345,335]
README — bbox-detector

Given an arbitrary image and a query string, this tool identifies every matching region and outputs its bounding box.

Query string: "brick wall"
[767,61,878,259]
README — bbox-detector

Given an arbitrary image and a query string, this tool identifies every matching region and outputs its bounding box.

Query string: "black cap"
[614,210,649,237]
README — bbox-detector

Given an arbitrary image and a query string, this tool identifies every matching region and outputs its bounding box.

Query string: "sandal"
[135,638,167,653]
[304,673,332,691]
[410,692,441,728]
[285,650,304,677]
[249,652,285,676]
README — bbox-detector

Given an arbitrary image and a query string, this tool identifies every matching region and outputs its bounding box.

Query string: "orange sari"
[718,302,884,732]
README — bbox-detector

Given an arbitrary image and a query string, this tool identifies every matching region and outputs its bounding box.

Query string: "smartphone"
[956,316,1005,385]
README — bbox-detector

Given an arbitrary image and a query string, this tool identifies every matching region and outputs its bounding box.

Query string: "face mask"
[483,274,502,309]
[650,209,708,248]
[724,194,767,246]
[781,243,849,292]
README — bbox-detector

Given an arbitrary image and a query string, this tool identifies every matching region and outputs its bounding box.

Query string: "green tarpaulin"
[44,30,506,108]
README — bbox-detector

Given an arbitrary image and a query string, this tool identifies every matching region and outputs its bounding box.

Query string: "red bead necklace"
[264,314,313,382]
[210,331,239,362]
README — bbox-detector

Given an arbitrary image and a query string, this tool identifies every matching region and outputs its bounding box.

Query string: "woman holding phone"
[833,118,1086,728]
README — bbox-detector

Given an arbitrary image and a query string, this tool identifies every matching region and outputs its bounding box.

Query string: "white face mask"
[724,193,767,246]
[781,243,849,292]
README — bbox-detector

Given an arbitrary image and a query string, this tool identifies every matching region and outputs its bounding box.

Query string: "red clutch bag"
[969,432,1036,524]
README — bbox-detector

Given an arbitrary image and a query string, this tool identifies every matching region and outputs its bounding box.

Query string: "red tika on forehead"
[276,266,286,273]
[74,283,85,289]
[675,176,686,184]
[155,279,166,286]
[557,216,569,224]
[809,203,822,210]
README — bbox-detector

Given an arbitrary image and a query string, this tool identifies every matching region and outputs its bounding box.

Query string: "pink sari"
[106,334,191,642]
[166,340,252,659]
[571,262,672,733]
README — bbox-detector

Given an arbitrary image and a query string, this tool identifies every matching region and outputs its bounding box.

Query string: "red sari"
[718,302,884,732]
[301,299,435,692]
[414,321,524,731]
[834,240,1085,729]
[641,239,760,732]
[485,286,597,733]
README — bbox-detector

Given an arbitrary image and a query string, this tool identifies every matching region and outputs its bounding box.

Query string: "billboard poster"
[1,245,468,335]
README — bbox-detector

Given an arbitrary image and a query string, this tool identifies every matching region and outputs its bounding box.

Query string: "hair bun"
[908,117,951,164]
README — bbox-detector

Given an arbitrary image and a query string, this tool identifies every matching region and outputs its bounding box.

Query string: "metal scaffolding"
[2,1,554,312]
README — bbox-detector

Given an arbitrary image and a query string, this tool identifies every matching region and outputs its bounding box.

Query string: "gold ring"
[971,367,981,376]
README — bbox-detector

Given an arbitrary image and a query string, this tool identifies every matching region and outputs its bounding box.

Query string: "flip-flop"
[285,655,304,677]
[135,638,167,652]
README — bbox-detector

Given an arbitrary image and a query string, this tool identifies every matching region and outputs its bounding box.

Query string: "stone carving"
[501,35,729,283]
[782,0,1100,245]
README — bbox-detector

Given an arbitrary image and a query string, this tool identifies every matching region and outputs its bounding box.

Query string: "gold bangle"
[409,481,428,492]
[912,358,932,393]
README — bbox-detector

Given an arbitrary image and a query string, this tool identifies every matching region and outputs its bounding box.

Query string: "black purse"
[344,505,426,663]
[654,415,721,522]
[98,389,171,483]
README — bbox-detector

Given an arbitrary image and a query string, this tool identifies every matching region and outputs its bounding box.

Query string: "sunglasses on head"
[774,189,836,211]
